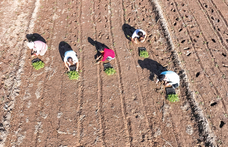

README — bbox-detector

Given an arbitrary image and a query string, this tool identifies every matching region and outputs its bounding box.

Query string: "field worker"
[131,29,147,44]
[96,48,115,64]
[156,71,180,89]
[27,41,48,57]
[64,50,79,71]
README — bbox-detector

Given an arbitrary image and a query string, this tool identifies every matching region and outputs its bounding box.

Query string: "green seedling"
[105,68,116,75]
[167,94,179,102]
[67,71,80,80]
[32,61,45,70]
[140,50,149,58]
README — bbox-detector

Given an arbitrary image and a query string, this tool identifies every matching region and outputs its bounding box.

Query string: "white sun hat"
[27,42,35,49]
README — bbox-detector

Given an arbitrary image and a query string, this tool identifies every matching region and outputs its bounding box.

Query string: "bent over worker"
[131,29,147,44]
[156,71,180,89]
[64,50,79,71]
[27,41,48,57]
[96,48,115,64]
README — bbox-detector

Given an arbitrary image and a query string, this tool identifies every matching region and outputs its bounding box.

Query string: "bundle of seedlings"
[67,71,80,80]
[138,47,149,58]
[140,50,149,58]
[167,94,179,102]
[32,58,44,70]
[105,67,116,75]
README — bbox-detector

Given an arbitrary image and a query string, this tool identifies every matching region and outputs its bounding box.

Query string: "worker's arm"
[76,62,79,71]
[96,56,104,64]
[64,62,70,71]
[142,33,147,42]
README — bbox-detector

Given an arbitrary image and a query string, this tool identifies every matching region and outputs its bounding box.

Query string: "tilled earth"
[0,0,228,146]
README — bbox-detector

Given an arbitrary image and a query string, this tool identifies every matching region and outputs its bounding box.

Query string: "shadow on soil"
[26,33,46,43]
[138,58,167,81]
[88,37,109,59]
[58,41,73,61]
[122,24,136,41]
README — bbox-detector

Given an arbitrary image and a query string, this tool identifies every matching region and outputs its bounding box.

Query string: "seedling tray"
[69,65,76,71]
[32,58,41,63]
[103,62,113,71]
[31,58,44,70]
[165,87,176,95]
[138,47,146,56]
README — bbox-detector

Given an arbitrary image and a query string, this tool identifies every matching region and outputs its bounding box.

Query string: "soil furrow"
[1,0,42,146]
[108,0,134,146]
[2,0,228,146]
[124,0,177,146]
[31,1,70,146]
[209,0,228,28]
[54,0,82,146]
[77,0,84,145]
[170,0,228,117]
[89,0,130,146]
[197,0,228,51]
[154,0,216,146]
[109,0,152,146]
[93,0,106,146]
[122,0,154,145]
[126,0,200,146]
[79,0,102,146]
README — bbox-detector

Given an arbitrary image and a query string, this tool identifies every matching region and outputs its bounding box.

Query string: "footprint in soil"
[181,40,186,43]
[204,3,208,8]
[211,39,216,43]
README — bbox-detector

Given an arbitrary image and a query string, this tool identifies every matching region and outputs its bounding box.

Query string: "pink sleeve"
[101,54,107,61]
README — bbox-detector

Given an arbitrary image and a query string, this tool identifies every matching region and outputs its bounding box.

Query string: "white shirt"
[160,71,180,85]
[64,50,78,64]
[131,29,146,39]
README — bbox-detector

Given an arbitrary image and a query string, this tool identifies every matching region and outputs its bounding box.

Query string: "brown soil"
[0,0,228,146]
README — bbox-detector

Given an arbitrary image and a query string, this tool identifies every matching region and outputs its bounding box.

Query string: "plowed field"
[0,0,228,146]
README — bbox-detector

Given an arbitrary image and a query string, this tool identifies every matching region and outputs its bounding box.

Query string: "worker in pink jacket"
[96,47,115,64]
[27,41,48,57]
